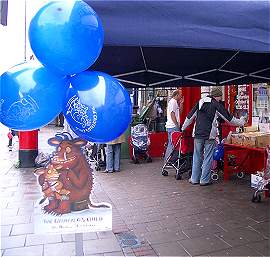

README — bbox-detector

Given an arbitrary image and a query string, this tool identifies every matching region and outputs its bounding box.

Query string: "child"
[7,129,16,151]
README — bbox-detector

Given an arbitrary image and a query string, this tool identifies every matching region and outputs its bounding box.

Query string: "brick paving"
[0,125,269,256]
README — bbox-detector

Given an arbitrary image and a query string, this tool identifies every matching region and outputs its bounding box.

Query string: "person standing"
[105,133,126,173]
[164,89,183,163]
[7,129,16,151]
[181,87,245,186]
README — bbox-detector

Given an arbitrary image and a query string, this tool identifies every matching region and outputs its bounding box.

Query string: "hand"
[239,116,245,126]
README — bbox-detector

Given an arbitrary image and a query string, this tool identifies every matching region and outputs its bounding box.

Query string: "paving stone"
[214,231,249,247]
[143,229,188,244]
[226,227,267,243]
[178,235,231,256]
[61,232,98,242]
[1,235,26,249]
[248,222,270,239]
[6,200,35,209]
[182,224,225,239]
[25,233,62,246]
[208,245,263,257]
[43,242,75,256]
[84,237,122,255]
[145,221,163,232]
[84,232,99,240]
[246,240,270,256]
[1,215,31,226]
[97,231,115,239]
[103,251,124,256]
[3,245,43,256]
[0,226,12,237]
[152,241,188,256]
[11,223,34,236]
[0,208,19,218]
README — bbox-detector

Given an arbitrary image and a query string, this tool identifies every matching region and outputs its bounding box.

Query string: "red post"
[18,130,38,168]
[180,86,201,129]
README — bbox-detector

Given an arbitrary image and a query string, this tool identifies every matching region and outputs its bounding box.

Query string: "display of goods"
[256,134,270,148]
[231,133,244,145]
[230,132,270,148]
[244,126,258,133]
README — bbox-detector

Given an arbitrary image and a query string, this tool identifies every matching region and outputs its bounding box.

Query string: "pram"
[130,123,152,164]
[251,145,270,203]
[162,131,193,180]
[83,142,106,171]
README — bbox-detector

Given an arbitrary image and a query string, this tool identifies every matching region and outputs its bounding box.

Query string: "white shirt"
[165,98,180,128]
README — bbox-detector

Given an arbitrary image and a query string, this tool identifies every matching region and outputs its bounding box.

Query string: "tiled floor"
[0,125,269,256]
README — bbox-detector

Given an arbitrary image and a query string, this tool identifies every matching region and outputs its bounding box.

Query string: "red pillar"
[18,130,38,168]
[180,86,201,130]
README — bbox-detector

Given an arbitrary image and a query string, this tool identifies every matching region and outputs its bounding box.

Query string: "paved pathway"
[1,125,269,256]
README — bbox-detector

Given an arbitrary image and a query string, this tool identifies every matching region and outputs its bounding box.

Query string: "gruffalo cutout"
[35,132,109,215]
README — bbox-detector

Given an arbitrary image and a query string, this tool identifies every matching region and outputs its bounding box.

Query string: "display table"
[128,132,168,159]
[223,143,267,181]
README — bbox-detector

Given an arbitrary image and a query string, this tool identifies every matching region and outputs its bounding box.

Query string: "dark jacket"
[182,96,244,140]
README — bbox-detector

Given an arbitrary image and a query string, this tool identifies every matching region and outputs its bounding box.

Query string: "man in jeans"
[181,87,245,186]
[164,89,183,165]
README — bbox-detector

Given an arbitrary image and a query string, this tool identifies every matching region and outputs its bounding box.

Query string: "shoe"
[102,170,113,173]
[188,178,199,185]
[114,170,120,172]
[200,182,213,186]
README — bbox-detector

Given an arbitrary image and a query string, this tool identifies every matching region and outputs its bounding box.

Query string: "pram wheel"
[162,170,168,176]
[211,173,219,181]
[237,171,245,179]
[146,157,152,163]
[252,193,261,203]
[132,157,139,164]
[175,171,182,180]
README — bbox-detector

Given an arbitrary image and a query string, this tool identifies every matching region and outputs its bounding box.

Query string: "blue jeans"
[191,138,216,184]
[164,127,180,162]
[105,144,121,171]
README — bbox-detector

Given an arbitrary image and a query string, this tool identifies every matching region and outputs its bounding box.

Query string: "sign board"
[34,201,112,234]
[34,132,112,234]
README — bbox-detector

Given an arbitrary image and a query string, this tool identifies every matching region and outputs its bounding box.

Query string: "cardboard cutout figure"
[35,132,109,215]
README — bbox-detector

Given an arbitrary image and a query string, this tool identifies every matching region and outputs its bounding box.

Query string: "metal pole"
[75,233,84,256]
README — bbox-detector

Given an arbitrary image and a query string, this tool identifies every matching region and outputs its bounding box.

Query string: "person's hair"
[172,90,180,98]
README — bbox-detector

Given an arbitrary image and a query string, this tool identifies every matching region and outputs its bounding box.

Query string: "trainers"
[102,170,113,173]
[200,182,213,186]
[188,178,199,185]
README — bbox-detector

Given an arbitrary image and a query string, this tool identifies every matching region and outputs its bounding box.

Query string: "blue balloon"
[213,144,224,161]
[63,71,132,143]
[0,62,69,130]
[29,0,104,75]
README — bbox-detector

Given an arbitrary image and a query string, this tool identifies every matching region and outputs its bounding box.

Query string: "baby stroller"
[162,131,193,180]
[131,123,152,164]
[251,173,270,202]
[251,145,270,202]
[83,142,106,171]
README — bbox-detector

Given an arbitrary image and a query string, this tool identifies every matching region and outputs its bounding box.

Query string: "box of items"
[242,134,257,147]
[256,134,270,148]
[244,126,258,133]
[230,133,244,145]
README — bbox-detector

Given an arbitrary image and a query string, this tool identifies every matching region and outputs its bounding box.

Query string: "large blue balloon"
[0,62,69,130]
[29,0,104,75]
[63,71,132,143]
